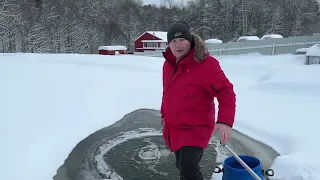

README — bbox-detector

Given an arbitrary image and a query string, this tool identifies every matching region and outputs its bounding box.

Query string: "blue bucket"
[222,155,264,180]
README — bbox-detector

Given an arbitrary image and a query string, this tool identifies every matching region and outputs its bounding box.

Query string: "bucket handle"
[214,166,223,173]
[263,169,274,177]
[214,165,274,177]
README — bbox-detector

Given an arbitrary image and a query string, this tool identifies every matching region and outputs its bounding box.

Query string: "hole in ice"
[138,146,161,160]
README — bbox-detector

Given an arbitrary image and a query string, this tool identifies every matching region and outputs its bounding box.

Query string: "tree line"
[0,0,319,54]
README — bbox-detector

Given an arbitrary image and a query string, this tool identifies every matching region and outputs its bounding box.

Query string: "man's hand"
[213,123,231,145]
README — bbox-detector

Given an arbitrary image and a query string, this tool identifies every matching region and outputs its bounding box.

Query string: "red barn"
[98,46,127,55]
[134,31,168,52]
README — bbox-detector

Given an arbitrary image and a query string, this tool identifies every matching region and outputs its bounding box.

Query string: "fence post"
[272,43,275,55]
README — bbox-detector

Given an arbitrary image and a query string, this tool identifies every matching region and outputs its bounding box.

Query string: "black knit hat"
[167,21,193,44]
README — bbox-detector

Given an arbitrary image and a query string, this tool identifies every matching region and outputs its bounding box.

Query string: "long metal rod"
[223,144,262,180]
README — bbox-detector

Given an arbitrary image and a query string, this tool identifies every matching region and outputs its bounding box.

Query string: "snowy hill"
[1,53,320,180]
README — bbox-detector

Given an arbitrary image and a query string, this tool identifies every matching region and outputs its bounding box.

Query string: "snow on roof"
[296,48,309,53]
[141,40,167,43]
[147,31,168,41]
[134,31,168,42]
[204,38,223,44]
[98,46,127,51]
[306,44,320,56]
[261,34,283,40]
[237,36,260,42]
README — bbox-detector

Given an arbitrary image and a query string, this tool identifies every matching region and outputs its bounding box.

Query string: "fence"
[134,34,320,57]
[207,34,320,56]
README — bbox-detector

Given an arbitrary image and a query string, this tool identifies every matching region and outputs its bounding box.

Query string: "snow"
[205,38,223,44]
[98,45,127,51]
[1,52,320,180]
[0,53,163,180]
[211,54,320,180]
[261,34,284,40]
[141,40,166,42]
[146,31,167,41]
[296,47,309,54]
[306,44,320,56]
[237,36,260,42]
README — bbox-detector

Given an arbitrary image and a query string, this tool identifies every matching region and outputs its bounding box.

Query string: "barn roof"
[147,31,167,40]
[135,31,168,42]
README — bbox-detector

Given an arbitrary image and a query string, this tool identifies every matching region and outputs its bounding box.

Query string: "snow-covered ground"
[1,52,319,180]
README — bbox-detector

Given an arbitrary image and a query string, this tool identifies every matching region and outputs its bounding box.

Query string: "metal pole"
[222,144,262,180]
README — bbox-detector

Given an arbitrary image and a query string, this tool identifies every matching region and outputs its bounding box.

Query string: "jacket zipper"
[210,84,219,93]
[165,63,177,151]
[167,57,184,85]
[168,66,177,85]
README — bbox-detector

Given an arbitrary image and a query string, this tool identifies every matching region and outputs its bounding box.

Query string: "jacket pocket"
[178,114,208,139]
[179,126,207,140]
[186,84,202,107]
[178,113,210,127]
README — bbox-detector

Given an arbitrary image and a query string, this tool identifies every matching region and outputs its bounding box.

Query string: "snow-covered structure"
[134,31,168,52]
[204,38,223,44]
[261,34,283,40]
[98,46,127,55]
[305,44,320,65]
[296,48,309,55]
[237,36,260,42]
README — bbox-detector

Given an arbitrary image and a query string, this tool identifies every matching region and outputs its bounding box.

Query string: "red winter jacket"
[160,34,236,152]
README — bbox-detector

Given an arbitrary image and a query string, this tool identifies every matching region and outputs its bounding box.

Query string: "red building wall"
[99,50,126,55]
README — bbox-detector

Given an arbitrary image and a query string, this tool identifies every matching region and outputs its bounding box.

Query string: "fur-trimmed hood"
[163,33,209,62]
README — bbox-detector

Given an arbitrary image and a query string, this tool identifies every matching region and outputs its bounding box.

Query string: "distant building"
[98,46,127,55]
[134,31,167,52]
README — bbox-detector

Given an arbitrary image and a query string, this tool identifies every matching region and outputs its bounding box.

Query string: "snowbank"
[216,54,320,180]
[1,52,320,180]
[0,53,163,180]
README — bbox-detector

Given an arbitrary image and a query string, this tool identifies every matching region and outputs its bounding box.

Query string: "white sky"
[143,0,161,5]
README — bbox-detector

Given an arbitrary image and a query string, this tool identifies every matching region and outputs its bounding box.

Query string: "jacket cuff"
[216,121,232,128]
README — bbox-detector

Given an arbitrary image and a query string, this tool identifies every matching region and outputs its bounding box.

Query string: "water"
[105,136,217,180]
[54,109,264,180]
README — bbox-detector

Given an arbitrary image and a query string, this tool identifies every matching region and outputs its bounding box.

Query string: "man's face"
[169,38,191,59]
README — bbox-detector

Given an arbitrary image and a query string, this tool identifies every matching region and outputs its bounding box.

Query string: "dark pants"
[174,146,204,180]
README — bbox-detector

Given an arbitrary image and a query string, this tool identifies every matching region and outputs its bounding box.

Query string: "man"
[160,21,236,180]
